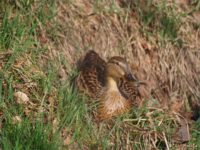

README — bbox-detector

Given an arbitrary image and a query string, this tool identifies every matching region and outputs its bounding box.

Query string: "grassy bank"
[0,0,200,149]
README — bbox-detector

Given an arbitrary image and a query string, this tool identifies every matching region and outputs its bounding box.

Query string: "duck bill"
[125,73,136,81]
[124,67,137,81]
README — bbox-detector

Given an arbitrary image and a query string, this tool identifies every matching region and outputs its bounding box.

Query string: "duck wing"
[76,50,106,98]
[118,78,141,106]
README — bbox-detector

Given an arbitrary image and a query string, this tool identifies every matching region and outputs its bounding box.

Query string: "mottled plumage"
[75,50,106,98]
[98,77,133,120]
[75,50,141,120]
[118,78,141,106]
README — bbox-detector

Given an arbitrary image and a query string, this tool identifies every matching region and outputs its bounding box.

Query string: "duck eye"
[115,62,119,65]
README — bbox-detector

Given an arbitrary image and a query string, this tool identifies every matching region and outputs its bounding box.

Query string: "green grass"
[133,0,184,43]
[189,120,200,149]
[0,0,200,149]
[0,1,59,149]
[0,118,60,150]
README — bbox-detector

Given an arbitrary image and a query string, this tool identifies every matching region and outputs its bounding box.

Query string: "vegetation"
[0,0,200,149]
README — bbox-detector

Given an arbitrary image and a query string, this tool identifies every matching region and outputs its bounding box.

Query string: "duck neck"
[106,77,119,91]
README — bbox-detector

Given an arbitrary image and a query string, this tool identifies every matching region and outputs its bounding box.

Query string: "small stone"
[14,91,29,105]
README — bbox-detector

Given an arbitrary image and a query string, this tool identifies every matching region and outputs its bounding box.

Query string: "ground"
[0,0,200,149]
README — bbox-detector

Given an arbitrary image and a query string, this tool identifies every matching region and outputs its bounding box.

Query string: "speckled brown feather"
[97,77,141,121]
[98,90,132,120]
[75,50,106,98]
[118,78,141,106]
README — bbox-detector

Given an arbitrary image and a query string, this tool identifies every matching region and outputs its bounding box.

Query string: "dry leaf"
[173,119,190,143]
[61,127,72,146]
[170,99,184,113]
[176,144,187,150]
[193,11,200,24]
[138,85,151,100]
[14,91,29,105]
[0,111,3,116]
[24,107,31,116]
[141,41,152,54]
[58,67,67,84]
[39,35,48,44]
[52,118,58,133]
[63,135,71,146]
[13,116,22,124]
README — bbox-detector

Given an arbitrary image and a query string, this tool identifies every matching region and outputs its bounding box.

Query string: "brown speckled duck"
[75,50,140,120]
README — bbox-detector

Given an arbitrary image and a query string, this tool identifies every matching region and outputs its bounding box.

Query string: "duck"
[97,56,140,120]
[75,50,141,120]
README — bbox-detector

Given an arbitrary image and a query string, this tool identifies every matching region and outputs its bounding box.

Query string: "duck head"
[106,56,135,81]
